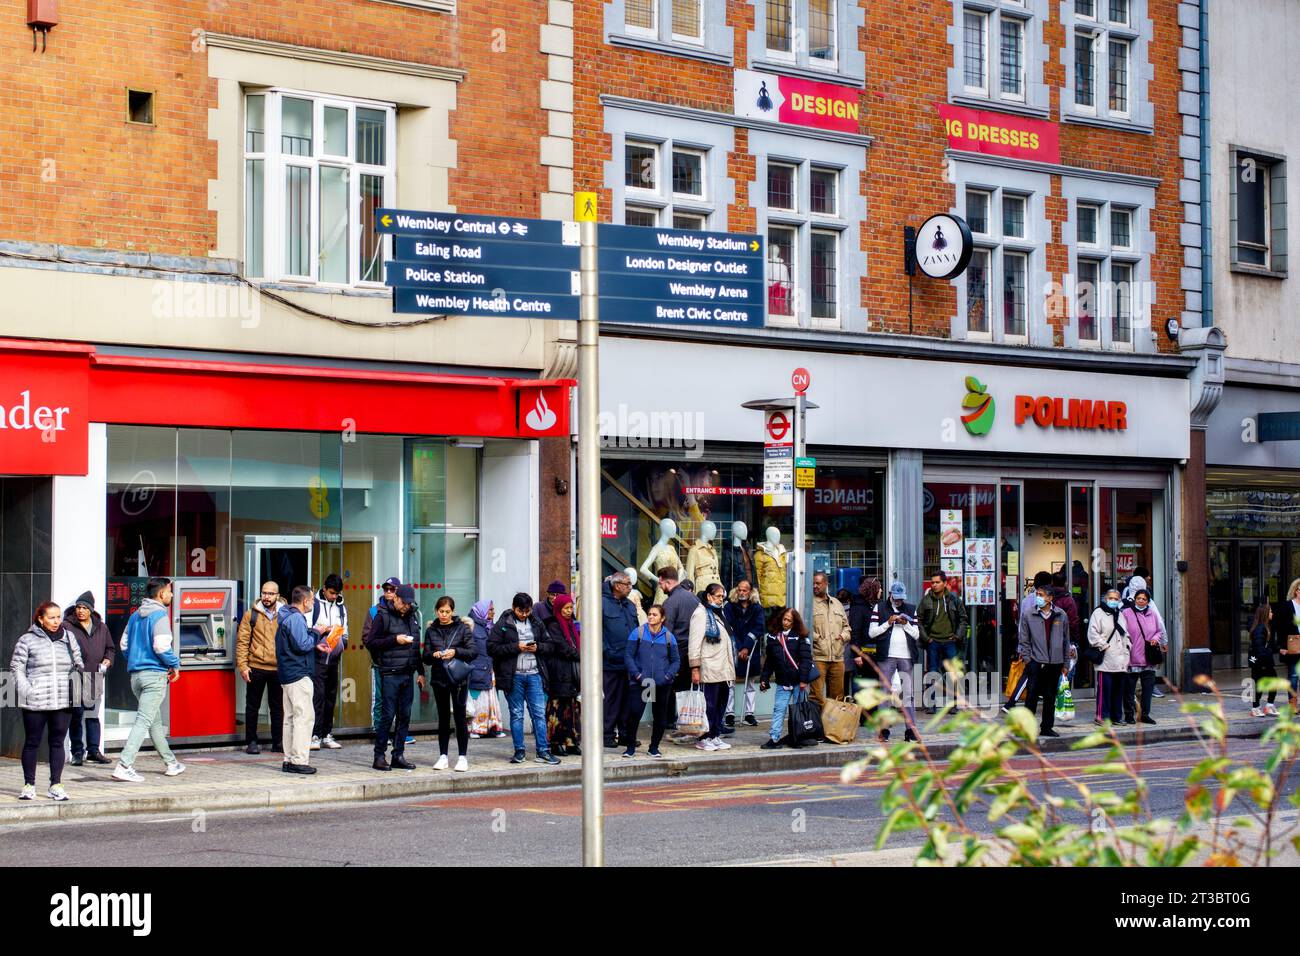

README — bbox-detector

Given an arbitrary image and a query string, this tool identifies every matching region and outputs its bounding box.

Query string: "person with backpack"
[1248,604,1279,718]
[1086,589,1130,725]
[236,581,284,755]
[113,577,186,782]
[11,601,84,800]
[759,607,813,750]
[622,604,680,758]
[309,574,348,751]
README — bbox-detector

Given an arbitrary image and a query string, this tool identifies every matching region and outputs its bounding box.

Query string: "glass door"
[1068,483,1096,689]
[1238,543,1261,671]
[999,481,1023,677]
[1208,541,1233,660]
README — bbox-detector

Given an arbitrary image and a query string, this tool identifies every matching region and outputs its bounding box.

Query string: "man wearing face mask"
[1016,585,1073,738]
[868,582,921,741]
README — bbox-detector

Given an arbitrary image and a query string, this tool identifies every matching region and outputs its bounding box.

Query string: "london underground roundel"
[915,214,973,280]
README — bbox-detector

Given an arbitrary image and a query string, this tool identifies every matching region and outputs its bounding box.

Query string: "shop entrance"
[1208,539,1288,670]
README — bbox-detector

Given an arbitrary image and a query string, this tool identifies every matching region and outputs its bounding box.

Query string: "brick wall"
[574,0,1185,353]
[0,0,552,255]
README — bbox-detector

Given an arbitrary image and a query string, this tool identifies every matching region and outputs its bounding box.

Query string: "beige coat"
[812,593,852,662]
[685,541,721,593]
[688,604,736,684]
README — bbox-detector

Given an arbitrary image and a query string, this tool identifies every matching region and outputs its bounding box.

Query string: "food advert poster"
[940,510,963,558]
[965,537,995,573]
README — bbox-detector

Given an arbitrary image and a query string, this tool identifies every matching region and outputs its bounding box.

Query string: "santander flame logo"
[524,392,557,432]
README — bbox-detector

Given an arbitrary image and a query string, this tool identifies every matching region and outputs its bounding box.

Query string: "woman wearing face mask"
[687,582,736,751]
[1120,588,1167,725]
[868,582,921,742]
[1087,589,1131,725]
[421,596,477,771]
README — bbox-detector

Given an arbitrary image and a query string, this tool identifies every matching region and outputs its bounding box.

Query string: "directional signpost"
[379,208,580,318]
[596,223,765,329]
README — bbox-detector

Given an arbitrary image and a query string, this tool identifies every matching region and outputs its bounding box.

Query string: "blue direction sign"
[393,287,580,320]
[394,235,579,270]
[594,224,765,329]
[377,208,570,245]
[385,262,578,296]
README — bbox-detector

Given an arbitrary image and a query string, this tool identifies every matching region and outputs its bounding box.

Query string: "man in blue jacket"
[601,571,640,749]
[113,577,186,782]
[277,585,319,774]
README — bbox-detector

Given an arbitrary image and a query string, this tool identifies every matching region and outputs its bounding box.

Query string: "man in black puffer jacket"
[364,584,425,771]
[488,593,561,766]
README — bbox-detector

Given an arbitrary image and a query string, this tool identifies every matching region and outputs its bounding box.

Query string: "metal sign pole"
[794,391,808,617]
[577,212,604,867]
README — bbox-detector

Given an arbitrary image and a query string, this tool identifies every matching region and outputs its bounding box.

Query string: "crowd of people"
[12,563,1291,801]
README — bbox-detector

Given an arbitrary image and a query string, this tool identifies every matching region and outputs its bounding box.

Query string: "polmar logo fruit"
[961,376,995,435]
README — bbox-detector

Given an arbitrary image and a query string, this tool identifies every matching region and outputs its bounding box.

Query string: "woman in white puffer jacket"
[1088,588,1130,727]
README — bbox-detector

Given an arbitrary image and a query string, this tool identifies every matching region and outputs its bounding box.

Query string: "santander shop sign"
[0,352,88,475]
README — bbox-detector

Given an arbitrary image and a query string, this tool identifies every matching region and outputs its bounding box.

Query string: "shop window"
[962,10,988,94]
[243,90,394,287]
[1230,147,1288,277]
[966,189,990,235]
[767,224,796,318]
[1062,0,1149,128]
[619,135,713,228]
[966,248,990,334]
[1066,192,1147,350]
[959,180,1039,343]
[810,166,837,215]
[768,162,796,211]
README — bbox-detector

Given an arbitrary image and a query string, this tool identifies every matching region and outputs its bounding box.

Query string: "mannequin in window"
[731,520,754,586]
[686,520,722,595]
[639,517,683,607]
[755,526,790,611]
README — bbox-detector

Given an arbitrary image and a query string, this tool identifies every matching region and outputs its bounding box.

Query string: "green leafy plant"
[843,666,1300,866]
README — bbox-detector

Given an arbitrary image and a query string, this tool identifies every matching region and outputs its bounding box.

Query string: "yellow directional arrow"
[750,239,759,251]
[381,214,393,228]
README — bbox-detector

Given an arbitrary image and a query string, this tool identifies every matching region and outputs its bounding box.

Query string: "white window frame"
[1068,196,1144,352]
[1074,256,1101,345]
[762,157,846,330]
[809,165,839,217]
[765,0,796,61]
[670,0,704,44]
[1076,202,1101,247]
[966,188,992,236]
[809,228,839,324]
[624,204,660,227]
[620,134,714,229]
[243,88,396,289]
[998,14,1027,101]
[806,0,838,70]
[962,9,989,96]
[767,222,799,326]
[1064,0,1142,125]
[966,247,992,336]
[1107,35,1131,118]
[958,181,1037,345]
[1073,28,1098,112]
[625,0,658,38]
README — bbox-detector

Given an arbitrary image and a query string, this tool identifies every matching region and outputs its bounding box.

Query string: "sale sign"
[936,103,1060,165]
[735,70,861,134]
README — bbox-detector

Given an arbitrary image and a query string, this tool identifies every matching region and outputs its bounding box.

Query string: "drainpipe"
[1200,0,1213,327]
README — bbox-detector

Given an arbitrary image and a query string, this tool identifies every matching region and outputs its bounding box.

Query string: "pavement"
[0,691,1271,825]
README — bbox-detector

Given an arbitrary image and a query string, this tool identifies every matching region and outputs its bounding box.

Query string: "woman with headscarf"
[1086,588,1130,725]
[543,593,582,756]
[1120,586,1168,724]
[466,600,506,739]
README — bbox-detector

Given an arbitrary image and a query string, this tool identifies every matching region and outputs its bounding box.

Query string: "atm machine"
[167,579,238,740]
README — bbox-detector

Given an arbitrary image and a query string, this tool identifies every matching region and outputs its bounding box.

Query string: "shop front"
[599,335,1191,690]
[1204,383,1300,670]
[0,338,571,756]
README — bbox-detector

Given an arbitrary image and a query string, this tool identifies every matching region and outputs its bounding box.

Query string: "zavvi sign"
[915,213,973,280]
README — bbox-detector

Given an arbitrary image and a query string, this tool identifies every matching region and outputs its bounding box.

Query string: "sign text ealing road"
[380,208,765,330]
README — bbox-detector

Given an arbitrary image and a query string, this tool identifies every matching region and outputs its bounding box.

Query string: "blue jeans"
[68,707,101,759]
[375,673,413,759]
[120,670,177,767]
[769,684,797,742]
[508,671,550,754]
[926,640,959,678]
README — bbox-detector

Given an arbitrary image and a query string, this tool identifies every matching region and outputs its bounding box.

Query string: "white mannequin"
[639,517,683,605]
[686,520,722,593]
[732,520,748,549]
[758,525,789,561]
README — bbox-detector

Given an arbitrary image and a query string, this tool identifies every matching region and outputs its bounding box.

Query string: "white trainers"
[433,754,450,771]
[18,784,35,800]
[712,737,732,751]
[164,762,187,777]
[454,756,469,772]
[1251,707,1265,718]
[310,736,322,751]
[695,738,718,751]
[112,763,143,783]
[1266,703,1280,716]
[321,734,342,749]
[47,784,69,801]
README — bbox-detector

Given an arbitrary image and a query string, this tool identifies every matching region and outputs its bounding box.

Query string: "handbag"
[441,656,472,685]
[1131,612,1164,667]
[675,684,709,736]
[787,689,823,744]
[821,696,861,744]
